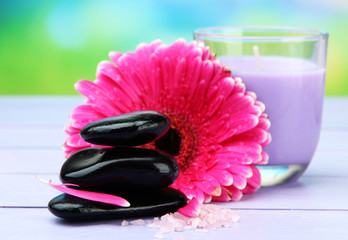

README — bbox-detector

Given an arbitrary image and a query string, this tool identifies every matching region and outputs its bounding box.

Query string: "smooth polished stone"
[60,147,178,189]
[48,188,187,220]
[80,111,170,146]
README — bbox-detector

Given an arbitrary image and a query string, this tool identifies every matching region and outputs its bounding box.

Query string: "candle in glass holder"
[194,26,328,186]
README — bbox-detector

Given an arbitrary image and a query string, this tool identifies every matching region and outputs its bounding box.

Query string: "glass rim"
[193,26,328,41]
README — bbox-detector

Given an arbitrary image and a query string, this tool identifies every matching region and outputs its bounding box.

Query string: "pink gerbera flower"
[64,39,271,203]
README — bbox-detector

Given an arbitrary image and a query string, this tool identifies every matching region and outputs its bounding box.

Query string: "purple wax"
[219,56,326,166]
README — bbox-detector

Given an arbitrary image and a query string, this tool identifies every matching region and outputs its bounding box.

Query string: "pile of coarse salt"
[121,204,239,238]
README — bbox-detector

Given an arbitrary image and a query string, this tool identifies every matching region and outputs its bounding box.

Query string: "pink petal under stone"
[36,176,130,207]
[177,198,201,218]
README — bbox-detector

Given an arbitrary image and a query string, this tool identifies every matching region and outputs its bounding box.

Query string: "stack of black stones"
[48,111,187,220]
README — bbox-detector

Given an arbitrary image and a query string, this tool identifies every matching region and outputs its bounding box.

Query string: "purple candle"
[194,26,328,186]
[219,56,326,166]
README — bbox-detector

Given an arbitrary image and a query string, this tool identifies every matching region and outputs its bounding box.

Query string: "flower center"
[155,128,181,157]
[152,113,199,173]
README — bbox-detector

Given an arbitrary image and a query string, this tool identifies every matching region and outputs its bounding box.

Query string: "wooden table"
[1,96,347,239]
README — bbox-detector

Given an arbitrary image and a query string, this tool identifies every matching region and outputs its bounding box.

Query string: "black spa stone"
[80,111,170,146]
[60,147,178,189]
[48,188,187,220]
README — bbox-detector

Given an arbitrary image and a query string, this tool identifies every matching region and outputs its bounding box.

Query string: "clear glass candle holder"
[194,26,328,186]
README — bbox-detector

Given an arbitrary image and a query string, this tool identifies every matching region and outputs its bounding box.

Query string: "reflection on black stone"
[155,128,181,157]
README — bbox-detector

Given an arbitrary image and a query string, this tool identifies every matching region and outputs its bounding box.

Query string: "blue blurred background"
[1,0,347,95]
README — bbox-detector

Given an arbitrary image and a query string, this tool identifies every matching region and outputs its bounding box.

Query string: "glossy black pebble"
[48,188,187,220]
[80,111,170,146]
[60,147,178,189]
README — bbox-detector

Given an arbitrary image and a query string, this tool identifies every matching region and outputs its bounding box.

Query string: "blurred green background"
[1,0,347,95]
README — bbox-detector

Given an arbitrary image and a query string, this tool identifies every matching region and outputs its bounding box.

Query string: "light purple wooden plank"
[229,176,348,210]
[0,208,347,240]
[322,97,348,129]
[316,130,348,152]
[0,149,64,174]
[305,151,348,177]
[0,96,83,126]
[0,174,60,207]
[0,126,66,148]
[1,174,348,210]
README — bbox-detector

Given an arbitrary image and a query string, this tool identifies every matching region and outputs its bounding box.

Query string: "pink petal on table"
[36,176,130,207]
[177,197,201,218]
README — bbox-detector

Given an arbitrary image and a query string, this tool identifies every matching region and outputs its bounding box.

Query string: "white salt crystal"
[146,203,239,236]
[130,219,145,226]
[121,220,129,227]
[146,220,153,224]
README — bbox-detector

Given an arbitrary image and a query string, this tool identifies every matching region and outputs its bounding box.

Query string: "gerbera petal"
[64,40,271,203]
[242,165,262,194]
[212,187,232,202]
[187,57,203,99]
[108,51,123,65]
[256,151,269,165]
[69,105,104,121]
[216,142,262,164]
[208,169,233,186]
[64,123,79,135]
[231,175,247,190]
[223,186,243,201]
[75,80,118,116]
[230,127,269,145]
[192,188,206,203]
[195,175,221,196]
[65,134,90,148]
[227,164,253,178]
[97,61,141,103]
[177,197,201,218]
[212,160,230,170]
